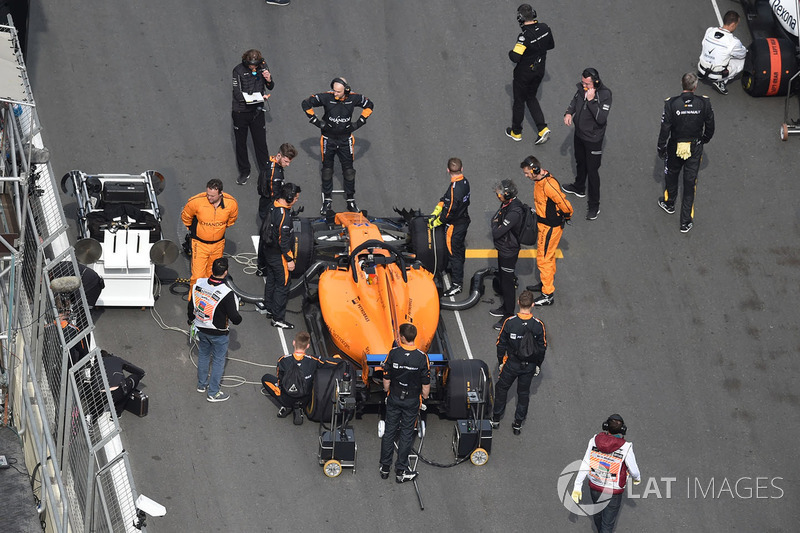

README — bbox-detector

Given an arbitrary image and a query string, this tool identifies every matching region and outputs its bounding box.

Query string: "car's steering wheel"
[347,239,408,284]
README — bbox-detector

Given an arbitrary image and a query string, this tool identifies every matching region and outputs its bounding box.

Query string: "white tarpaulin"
[0,28,30,104]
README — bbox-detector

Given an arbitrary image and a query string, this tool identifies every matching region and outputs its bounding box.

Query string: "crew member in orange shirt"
[181,179,239,288]
[521,155,572,306]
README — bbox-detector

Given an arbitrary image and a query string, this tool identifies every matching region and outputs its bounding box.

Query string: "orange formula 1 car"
[229,209,495,422]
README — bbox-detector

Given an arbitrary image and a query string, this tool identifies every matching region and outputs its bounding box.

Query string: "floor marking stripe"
[465,249,563,259]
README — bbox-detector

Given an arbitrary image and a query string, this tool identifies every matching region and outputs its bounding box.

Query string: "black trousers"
[263,251,290,320]
[511,66,546,133]
[497,254,519,317]
[380,394,420,472]
[233,109,269,175]
[573,135,604,210]
[257,196,272,224]
[492,359,536,422]
[321,135,356,197]
[448,220,469,286]
[590,489,624,533]
[664,140,703,226]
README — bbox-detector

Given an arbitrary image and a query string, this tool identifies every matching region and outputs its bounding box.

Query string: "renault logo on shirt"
[676,109,701,115]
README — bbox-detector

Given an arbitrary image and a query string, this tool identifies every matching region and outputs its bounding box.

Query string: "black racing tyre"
[306,364,344,422]
[409,216,448,275]
[444,359,492,419]
[292,218,314,279]
[742,38,798,97]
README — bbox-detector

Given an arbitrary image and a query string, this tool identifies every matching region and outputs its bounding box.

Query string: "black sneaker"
[586,207,600,220]
[489,307,505,317]
[277,406,291,418]
[712,80,728,95]
[680,222,693,233]
[379,465,390,480]
[493,318,509,331]
[562,183,586,198]
[271,319,295,329]
[505,127,522,142]
[657,198,675,214]
[237,172,250,185]
[396,470,419,483]
[320,198,332,215]
[512,420,522,435]
[293,408,304,425]
[346,199,359,212]
[490,417,500,429]
[443,284,462,297]
[266,0,290,4]
[526,283,543,292]
[533,293,554,306]
[534,127,551,145]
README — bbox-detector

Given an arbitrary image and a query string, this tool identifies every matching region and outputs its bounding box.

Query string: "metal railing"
[1,16,143,532]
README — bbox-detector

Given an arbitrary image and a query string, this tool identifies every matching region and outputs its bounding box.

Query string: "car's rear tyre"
[409,216,448,275]
[292,218,314,278]
[743,38,798,97]
[306,364,344,422]
[444,359,492,419]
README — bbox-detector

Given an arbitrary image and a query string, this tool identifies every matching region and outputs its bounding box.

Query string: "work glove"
[633,477,642,485]
[534,365,540,376]
[657,146,667,159]
[309,115,323,129]
[352,115,367,131]
[428,205,443,229]
[676,142,691,160]
[571,490,581,504]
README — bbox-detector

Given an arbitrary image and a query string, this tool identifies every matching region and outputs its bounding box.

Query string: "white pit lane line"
[443,273,474,360]
[252,235,289,355]
[710,0,723,25]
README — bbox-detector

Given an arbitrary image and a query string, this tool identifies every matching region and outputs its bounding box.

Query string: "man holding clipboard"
[232,49,274,185]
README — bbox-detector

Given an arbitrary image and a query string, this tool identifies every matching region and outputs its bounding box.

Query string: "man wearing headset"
[561,68,612,221]
[301,78,374,214]
[490,180,525,330]
[572,414,642,533]
[506,4,555,145]
[232,49,274,185]
[521,155,572,306]
[259,182,301,329]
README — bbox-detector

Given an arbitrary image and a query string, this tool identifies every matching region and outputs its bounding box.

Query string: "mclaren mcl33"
[228,209,496,423]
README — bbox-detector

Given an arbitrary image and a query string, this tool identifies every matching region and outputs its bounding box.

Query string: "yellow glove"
[428,205,443,229]
[571,490,581,504]
[633,478,641,485]
[676,142,691,160]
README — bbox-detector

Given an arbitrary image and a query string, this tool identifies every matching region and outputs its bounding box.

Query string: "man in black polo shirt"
[491,290,546,434]
[379,323,431,483]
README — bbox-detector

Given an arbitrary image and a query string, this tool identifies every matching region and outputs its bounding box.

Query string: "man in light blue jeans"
[188,257,242,402]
